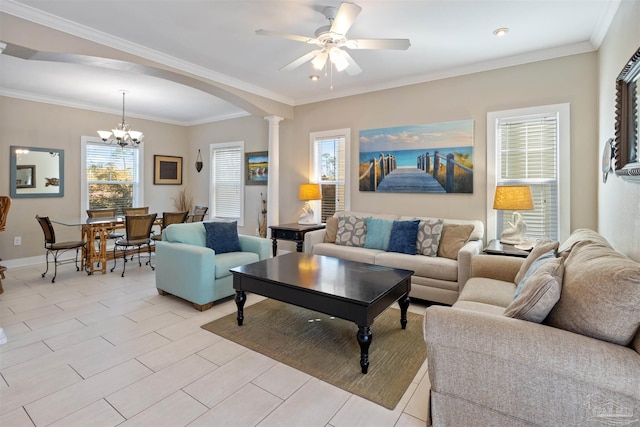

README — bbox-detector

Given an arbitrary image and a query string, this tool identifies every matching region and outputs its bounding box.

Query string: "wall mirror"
[10,146,65,198]
[614,46,640,181]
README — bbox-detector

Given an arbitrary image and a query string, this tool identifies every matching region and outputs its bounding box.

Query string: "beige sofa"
[303,211,484,305]
[424,229,640,426]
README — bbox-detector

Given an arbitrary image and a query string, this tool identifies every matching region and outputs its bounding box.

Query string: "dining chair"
[190,205,208,222]
[0,196,11,293]
[110,213,157,277]
[35,215,87,283]
[123,207,149,215]
[152,211,189,241]
[86,208,125,240]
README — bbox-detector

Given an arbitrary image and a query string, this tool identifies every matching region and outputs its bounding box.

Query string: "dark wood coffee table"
[230,252,413,374]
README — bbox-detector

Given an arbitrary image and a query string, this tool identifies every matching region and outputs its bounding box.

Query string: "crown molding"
[590,0,621,48]
[295,41,597,106]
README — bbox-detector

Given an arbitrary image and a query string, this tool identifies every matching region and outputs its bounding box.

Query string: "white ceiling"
[0,0,621,125]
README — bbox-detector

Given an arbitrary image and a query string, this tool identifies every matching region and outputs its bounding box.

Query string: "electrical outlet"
[14,236,22,246]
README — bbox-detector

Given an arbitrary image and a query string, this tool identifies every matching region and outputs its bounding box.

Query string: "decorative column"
[265,115,283,239]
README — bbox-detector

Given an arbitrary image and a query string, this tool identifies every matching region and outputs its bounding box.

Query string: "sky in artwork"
[359,120,474,152]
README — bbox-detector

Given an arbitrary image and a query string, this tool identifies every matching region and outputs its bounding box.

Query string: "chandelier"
[97,91,144,147]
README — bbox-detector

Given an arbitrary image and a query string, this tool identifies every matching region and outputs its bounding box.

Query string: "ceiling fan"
[256,2,410,76]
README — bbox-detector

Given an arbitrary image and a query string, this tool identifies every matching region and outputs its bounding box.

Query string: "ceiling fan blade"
[330,2,362,35]
[255,29,321,45]
[341,50,362,76]
[280,49,323,71]
[347,38,411,50]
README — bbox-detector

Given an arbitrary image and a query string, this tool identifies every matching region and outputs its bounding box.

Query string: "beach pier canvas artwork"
[359,120,474,193]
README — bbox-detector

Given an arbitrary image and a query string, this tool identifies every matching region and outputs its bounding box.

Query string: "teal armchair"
[155,222,271,310]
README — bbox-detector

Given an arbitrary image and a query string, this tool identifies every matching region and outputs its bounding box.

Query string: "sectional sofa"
[304,211,484,305]
[424,229,640,426]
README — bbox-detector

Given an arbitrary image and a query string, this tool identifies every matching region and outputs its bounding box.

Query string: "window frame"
[209,141,245,226]
[486,103,570,242]
[80,136,144,220]
[309,128,351,223]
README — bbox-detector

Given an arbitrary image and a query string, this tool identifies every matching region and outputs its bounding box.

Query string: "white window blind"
[497,113,559,240]
[85,141,140,214]
[210,143,243,223]
[312,135,346,222]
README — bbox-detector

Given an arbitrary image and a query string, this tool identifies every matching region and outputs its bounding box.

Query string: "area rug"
[201,299,426,409]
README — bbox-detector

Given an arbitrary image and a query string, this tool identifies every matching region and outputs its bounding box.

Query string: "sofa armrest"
[456,239,483,291]
[469,254,524,283]
[303,228,327,253]
[424,306,640,425]
[239,235,271,260]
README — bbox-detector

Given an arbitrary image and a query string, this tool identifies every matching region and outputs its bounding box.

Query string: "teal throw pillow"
[513,249,556,299]
[364,218,394,250]
[204,221,241,254]
[388,219,420,254]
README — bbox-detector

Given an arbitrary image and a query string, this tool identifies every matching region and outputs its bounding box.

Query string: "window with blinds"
[210,142,244,224]
[85,141,140,214]
[311,134,347,222]
[496,113,559,240]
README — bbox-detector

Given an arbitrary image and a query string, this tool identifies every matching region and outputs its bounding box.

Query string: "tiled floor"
[0,258,430,427]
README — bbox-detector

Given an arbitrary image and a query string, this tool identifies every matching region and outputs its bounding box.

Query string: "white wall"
[278,53,599,240]
[597,0,640,261]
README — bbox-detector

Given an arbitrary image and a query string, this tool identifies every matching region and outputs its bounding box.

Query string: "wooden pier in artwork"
[376,168,445,193]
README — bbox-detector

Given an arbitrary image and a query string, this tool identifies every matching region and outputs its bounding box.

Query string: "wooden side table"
[269,223,326,256]
[483,239,531,258]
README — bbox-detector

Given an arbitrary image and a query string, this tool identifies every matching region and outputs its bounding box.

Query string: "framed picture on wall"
[154,155,183,185]
[245,151,268,185]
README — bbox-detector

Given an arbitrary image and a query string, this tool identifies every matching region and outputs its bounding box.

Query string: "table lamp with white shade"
[493,185,534,245]
[298,183,321,225]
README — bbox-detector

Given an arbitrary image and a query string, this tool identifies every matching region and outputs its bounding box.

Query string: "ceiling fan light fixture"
[329,48,349,72]
[309,75,320,81]
[311,51,328,70]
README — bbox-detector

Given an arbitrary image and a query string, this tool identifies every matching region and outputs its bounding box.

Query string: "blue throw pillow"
[513,249,556,299]
[203,221,241,254]
[388,219,420,254]
[364,218,394,250]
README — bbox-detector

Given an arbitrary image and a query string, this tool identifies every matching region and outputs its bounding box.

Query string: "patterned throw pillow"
[416,218,444,256]
[335,215,367,247]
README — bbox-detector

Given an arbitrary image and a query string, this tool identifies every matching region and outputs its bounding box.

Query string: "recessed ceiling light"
[493,27,509,37]
[309,75,320,81]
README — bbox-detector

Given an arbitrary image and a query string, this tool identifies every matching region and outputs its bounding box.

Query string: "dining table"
[51,216,162,275]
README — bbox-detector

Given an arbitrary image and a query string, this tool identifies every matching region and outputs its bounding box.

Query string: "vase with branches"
[258,192,267,238]
[172,188,193,214]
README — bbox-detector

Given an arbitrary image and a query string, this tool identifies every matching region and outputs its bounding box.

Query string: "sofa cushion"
[514,239,559,285]
[457,277,516,307]
[437,224,474,260]
[163,222,206,247]
[416,218,444,256]
[204,221,241,254]
[545,240,640,346]
[513,249,556,299]
[323,216,339,243]
[312,243,382,264]
[504,257,564,323]
[336,215,367,247]
[214,252,260,279]
[388,219,420,254]
[364,218,394,250]
[375,252,458,282]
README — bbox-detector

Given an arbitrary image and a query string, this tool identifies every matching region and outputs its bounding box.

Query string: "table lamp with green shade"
[493,185,534,245]
[298,183,321,225]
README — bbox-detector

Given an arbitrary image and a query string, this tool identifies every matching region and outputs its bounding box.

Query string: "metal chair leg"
[51,250,58,283]
[42,250,50,278]
[110,245,118,272]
